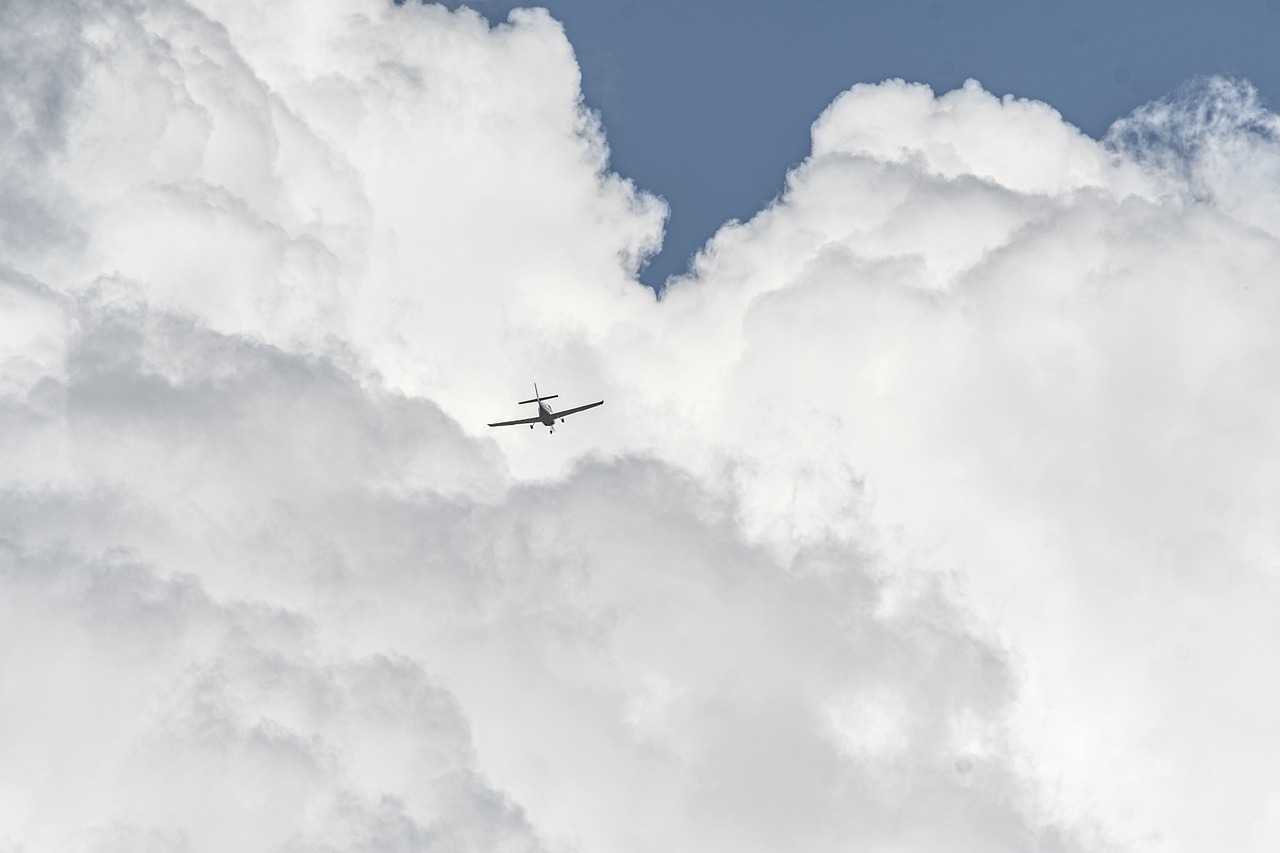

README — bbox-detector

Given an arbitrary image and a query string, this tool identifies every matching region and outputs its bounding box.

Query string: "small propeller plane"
[487,384,604,434]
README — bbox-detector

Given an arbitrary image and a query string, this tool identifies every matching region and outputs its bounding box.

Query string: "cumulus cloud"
[3,1,1280,851]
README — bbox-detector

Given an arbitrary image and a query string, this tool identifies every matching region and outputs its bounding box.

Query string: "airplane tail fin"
[518,383,558,405]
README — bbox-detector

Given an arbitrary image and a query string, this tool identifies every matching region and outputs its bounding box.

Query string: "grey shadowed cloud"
[0,280,1055,851]
[0,0,85,261]
[4,1,1280,851]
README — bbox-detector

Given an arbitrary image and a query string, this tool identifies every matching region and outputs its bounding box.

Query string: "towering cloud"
[2,1,1279,851]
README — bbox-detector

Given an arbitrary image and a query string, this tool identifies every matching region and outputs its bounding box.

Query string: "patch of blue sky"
[434,0,1280,289]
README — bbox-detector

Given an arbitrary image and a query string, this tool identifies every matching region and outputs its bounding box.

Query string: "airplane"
[487,384,604,434]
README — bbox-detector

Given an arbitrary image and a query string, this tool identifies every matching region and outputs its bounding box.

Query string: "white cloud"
[3,1,1280,851]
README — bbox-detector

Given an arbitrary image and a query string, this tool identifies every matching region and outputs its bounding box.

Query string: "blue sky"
[457,0,1280,287]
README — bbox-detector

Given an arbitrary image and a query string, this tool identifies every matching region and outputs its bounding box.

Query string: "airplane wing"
[553,400,604,418]
[487,415,542,427]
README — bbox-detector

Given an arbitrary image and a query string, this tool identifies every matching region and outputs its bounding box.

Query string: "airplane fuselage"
[538,402,557,427]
